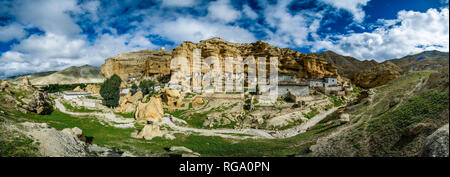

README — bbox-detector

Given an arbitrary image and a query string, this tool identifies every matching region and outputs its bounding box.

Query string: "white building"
[308,77,338,87]
[62,91,91,99]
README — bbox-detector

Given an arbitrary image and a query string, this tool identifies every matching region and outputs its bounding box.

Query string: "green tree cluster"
[100,74,122,108]
[139,80,155,95]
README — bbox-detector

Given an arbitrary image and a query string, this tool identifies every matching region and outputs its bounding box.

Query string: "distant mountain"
[313,51,402,88]
[8,65,104,85]
[389,50,449,72]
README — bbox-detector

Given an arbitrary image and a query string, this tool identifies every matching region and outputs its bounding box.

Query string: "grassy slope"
[1,102,341,156]
[310,71,449,157]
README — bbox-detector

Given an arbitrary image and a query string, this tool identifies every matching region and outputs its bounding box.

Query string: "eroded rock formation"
[100,49,171,81]
[160,88,183,110]
[134,97,164,122]
[171,38,339,79]
[115,91,143,114]
[100,38,340,83]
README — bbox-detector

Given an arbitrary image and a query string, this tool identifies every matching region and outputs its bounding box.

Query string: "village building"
[62,91,91,99]
[308,77,338,88]
[277,83,309,97]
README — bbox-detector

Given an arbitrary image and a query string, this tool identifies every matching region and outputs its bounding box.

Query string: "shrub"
[139,80,155,95]
[131,83,138,95]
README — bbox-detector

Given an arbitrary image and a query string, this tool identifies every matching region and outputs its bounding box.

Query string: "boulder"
[0,80,9,91]
[339,113,350,124]
[136,124,163,140]
[73,86,82,92]
[192,97,204,108]
[22,76,31,86]
[422,124,449,157]
[85,84,100,95]
[169,146,193,153]
[135,97,164,122]
[22,91,53,115]
[403,123,431,136]
[160,88,183,110]
[116,91,143,113]
[62,127,83,138]
[163,133,176,140]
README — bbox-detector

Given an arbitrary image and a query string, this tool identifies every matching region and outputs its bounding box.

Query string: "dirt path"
[55,99,134,128]
[56,98,341,139]
[271,106,342,138]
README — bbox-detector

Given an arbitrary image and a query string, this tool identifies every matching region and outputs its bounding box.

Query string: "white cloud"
[161,0,197,7]
[14,33,86,59]
[0,23,27,42]
[319,0,370,23]
[151,17,256,43]
[243,5,258,19]
[10,0,82,37]
[207,0,241,23]
[312,8,449,61]
[263,0,324,47]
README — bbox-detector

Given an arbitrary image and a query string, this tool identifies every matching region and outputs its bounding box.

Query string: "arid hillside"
[8,65,104,86]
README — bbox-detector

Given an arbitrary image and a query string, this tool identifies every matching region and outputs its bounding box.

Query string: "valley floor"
[1,70,448,157]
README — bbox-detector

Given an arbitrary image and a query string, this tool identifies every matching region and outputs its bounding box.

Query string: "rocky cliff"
[172,37,339,79]
[100,49,171,81]
[100,38,340,82]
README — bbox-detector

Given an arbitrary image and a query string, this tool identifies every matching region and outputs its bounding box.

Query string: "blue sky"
[0,0,448,78]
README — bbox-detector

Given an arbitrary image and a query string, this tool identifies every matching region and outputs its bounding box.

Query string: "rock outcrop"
[85,84,101,95]
[100,49,171,81]
[136,124,163,140]
[192,97,204,108]
[315,51,402,88]
[73,86,82,92]
[100,38,340,84]
[134,97,164,122]
[115,91,143,113]
[22,76,31,86]
[160,88,183,110]
[422,124,449,157]
[349,61,402,89]
[171,38,339,79]
[16,122,130,157]
[21,91,53,115]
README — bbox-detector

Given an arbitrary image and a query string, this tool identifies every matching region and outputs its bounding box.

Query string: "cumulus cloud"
[319,0,370,23]
[0,0,448,78]
[0,23,26,42]
[207,0,241,23]
[161,0,197,7]
[151,17,256,43]
[312,8,449,61]
[10,0,82,37]
[263,0,324,47]
[243,5,258,19]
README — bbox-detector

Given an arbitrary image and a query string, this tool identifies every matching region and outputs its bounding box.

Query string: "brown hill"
[314,51,402,88]
[8,65,104,86]
[389,50,449,72]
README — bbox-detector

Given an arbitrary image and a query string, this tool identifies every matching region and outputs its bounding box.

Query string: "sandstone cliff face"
[100,38,340,82]
[171,38,339,79]
[100,49,171,80]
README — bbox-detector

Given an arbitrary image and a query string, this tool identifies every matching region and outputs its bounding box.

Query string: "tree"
[131,83,138,95]
[100,74,122,108]
[139,79,155,95]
